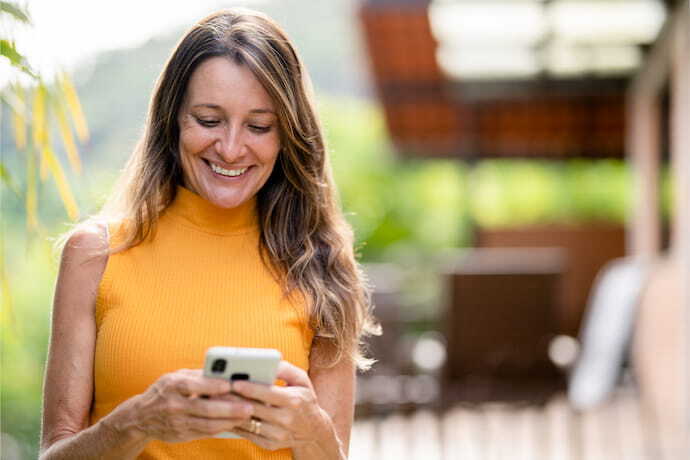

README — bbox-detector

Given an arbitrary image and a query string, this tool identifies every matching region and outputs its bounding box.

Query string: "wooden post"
[627,93,661,258]
[670,1,690,448]
[629,4,690,455]
[627,10,672,259]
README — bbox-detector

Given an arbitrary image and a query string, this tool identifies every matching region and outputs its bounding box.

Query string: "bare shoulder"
[61,221,110,269]
[63,221,109,253]
[56,222,111,308]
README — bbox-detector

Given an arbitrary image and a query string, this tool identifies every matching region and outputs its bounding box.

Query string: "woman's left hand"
[229,361,333,452]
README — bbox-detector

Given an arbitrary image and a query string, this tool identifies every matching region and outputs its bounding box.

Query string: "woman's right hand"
[120,369,253,443]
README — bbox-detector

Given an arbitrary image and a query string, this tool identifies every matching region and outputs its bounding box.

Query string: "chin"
[207,191,248,209]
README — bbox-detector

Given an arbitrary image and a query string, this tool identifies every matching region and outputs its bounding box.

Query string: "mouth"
[204,159,251,178]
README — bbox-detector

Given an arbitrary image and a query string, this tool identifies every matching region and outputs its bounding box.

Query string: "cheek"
[180,128,213,158]
[256,137,281,167]
[261,149,280,168]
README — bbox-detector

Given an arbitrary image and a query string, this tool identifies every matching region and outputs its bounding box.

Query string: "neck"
[165,185,258,235]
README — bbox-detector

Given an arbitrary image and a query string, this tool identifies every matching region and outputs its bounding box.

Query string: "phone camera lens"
[211,359,227,373]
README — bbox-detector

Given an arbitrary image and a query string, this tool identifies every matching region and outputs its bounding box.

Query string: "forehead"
[184,56,275,112]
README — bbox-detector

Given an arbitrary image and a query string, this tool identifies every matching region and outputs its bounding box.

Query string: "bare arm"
[40,225,254,459]
[294,350,356,459]
[40,224,149,459]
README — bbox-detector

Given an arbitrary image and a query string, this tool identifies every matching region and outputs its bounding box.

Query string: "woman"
[40,8,377,460]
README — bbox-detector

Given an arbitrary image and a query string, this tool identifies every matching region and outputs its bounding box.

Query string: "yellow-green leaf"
[0,38,35,77]
[26,148,39,230]
[11,85,26,149]
[58,73,89,141]
[53,100,81,175]
[39,146,49,181]
[0,1,31,25]
[41,146,80,220]
[0,162,20,196]
[0,258,16,342]
[32,83,47,147]
[12,105,26,149]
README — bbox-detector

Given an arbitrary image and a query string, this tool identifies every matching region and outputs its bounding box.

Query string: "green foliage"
[1,2,35,78]
[469,158,633,229]
[1,3,89,456]
[1,220,56,459]
[0,161,20,195]
[324,98,469,261]
[0,1,31,24]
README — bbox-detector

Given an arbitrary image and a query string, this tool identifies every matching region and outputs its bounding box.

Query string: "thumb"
[275,360,312,389]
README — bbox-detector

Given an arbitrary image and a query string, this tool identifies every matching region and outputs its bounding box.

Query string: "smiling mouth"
[205,160,250,178]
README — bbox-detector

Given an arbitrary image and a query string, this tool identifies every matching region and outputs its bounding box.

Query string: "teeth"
[210,163,248,177]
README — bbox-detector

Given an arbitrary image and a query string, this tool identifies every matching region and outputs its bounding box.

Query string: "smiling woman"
[40,8,378,460]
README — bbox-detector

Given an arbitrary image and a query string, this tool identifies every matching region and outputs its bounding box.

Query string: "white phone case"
[202,346,282,439]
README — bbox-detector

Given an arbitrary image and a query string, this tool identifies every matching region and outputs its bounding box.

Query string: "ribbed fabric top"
[90,186,313,460]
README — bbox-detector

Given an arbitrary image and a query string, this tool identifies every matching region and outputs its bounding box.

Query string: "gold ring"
[249,418,262,436]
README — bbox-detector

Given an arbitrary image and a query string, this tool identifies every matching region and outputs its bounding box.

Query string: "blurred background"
[1,0,689,458]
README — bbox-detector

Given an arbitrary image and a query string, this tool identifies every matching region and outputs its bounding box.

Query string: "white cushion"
[568,257,648,409]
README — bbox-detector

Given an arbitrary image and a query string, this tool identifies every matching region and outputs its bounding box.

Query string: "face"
[177,56,281,209]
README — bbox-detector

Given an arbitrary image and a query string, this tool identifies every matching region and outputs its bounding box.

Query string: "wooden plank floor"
[351,388,685,460]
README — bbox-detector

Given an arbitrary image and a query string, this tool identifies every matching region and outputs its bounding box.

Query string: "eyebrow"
[191,103,275,114]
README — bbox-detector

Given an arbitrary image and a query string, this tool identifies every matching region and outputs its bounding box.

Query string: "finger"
[239,397,293,427]
[275,361,311,388]
[231,381,291,407]
[186,415,248,436]
[166,372,231,397]
[236,419,285,440]
[209,393,245,402]
[186,396,254,419]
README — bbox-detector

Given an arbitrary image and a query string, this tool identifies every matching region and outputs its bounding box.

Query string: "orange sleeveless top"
[90,186,313,459]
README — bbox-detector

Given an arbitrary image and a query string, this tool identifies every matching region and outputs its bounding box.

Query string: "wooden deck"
[350,387,686,460]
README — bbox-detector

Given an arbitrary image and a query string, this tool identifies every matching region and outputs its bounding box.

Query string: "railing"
[352,384,682,460]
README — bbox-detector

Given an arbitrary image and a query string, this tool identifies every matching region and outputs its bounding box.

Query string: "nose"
[215,124,245,163]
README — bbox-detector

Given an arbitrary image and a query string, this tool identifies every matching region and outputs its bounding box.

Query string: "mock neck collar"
[166,186,258,235]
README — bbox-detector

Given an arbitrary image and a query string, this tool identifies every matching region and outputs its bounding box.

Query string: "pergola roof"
[358,0,671,159]
[431,0,665,80]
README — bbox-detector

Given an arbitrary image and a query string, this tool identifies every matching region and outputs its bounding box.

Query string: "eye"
[195,117,219,128]
[249,125,272,134]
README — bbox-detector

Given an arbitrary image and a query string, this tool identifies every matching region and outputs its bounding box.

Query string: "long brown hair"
[77,8,378,369]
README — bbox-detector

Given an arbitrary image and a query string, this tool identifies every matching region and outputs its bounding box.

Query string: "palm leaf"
[26,148,39,230]
[0,251,17,342]
[32,83,47,147]
[0,1,31,24]
[0,162,20,196]
[11,84,26,149]
[32,84,50,181]
[0,39,36,78]
[58,73,89,141]
[0,39,24,66]
[53,99,82,175]
[41,146,80,220]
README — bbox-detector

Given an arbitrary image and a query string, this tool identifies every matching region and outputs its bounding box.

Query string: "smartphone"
[202,346,282,439]
[203,346,282,384]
